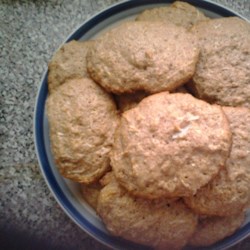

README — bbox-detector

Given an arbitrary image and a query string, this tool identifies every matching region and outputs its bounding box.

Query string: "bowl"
[34,1,250,249]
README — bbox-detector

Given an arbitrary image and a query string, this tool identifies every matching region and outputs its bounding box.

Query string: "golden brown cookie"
[47,78,118,184]
[81,171,114,210]
[136,1,209,29]
[87,21,199,94]
[81,182,102,210]
[189,214,245,247]
[48,40,93,93]
[189,17,250,108]
[185,107,250,216]
[97,177,197,250]
[111,92,232,199]
[99,171,115,187]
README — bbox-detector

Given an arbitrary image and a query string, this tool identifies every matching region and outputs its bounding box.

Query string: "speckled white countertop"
[1,0,250,249]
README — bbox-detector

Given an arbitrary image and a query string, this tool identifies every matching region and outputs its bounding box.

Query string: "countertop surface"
[1,0,250,249]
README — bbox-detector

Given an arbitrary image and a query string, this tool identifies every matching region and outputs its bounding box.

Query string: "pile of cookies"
[46,1,250,249]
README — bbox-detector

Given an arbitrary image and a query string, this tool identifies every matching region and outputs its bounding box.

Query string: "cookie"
[99,171,115,187]
[81,171,114,209]
[111,92,232,199]
[115,91,148,112]
[189,17,250,108]
[87,21,199,94]
[189,214,245,247]
[136,1,209,29]
[185,106,250,216]
[97,177,197,249]
[48,40,93,93]
[81,182,102,210]
[47,78,118,184]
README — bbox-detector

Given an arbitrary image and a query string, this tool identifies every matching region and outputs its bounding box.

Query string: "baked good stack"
[46,1,250,249]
